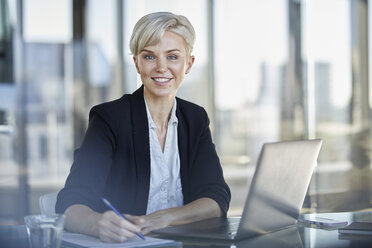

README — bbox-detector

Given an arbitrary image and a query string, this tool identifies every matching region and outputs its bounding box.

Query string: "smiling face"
[133,31,194,101]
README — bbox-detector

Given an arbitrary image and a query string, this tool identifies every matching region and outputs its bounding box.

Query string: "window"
[214,0,288,214]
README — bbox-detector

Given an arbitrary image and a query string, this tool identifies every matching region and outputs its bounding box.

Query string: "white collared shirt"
[145,98,184,215]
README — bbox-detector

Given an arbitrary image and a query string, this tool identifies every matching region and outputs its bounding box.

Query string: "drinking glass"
[24,214,65,248]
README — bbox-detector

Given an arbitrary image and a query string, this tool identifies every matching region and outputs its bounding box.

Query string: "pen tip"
[102,197,109,205]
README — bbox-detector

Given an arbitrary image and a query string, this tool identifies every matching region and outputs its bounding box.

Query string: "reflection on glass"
[216,0,372,214]
[214,0,288,215]
[305,0,371,212]
[23,0,72,43]
[215,0,287,166]
[1,0,372,224]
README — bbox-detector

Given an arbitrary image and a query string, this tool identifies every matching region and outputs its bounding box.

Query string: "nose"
[156,58,167,73]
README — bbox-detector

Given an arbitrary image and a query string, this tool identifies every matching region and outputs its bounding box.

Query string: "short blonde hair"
[130,12,195,56]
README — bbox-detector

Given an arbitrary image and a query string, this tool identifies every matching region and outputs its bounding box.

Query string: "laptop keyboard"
[212,218,240,236]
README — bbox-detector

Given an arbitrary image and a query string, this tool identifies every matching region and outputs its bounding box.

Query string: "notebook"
[152,139,322,241]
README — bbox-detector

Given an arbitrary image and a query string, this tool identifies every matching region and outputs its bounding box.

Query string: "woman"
[56,12,231,243]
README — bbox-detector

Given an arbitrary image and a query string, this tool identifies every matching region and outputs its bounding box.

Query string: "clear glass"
[0,84,16,187]
[215,0,288,163]
[303,0,372,212]
[4,0,74,219]
[370,0,372,108]
[24,214,65,248]
[214,0,288,215]
[23,0,72,43]
[85,0,122,104]
[2,0,371,223]
[304,0,351,159]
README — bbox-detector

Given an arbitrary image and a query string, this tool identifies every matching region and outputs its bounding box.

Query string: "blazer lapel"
[176,101,190,203]
[130,86,150,214]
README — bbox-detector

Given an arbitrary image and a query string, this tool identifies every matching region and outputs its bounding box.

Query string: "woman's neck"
[144,93,175,152]
[144,93,175,130]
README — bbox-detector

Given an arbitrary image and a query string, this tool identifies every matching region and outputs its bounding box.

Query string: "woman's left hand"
[134,210,171,234]
[131,198,221,234]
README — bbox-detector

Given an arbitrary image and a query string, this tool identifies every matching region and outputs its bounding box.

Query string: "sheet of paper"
[62,232,180,248]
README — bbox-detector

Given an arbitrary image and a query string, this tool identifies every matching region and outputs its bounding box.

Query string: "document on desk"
[62,232,181,248]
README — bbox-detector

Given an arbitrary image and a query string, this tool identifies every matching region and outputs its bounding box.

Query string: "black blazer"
[56,86,231,216]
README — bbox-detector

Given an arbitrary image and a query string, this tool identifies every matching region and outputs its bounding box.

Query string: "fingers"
[137,214,166,235]
[140,226,153,235]
[122,214,156,235]
[97,211,143,243]
[125,214,145,225]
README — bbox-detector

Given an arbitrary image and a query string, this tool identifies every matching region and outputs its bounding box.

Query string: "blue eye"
[168,55,177,60]
[144,55,155,60]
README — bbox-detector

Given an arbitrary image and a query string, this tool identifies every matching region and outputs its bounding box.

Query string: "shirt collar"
[144,96,178,130]
[169,100,178,125]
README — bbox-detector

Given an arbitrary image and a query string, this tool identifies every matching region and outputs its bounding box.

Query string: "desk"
[1,211,372,248]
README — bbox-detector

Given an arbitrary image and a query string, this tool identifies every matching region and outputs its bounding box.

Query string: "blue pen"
[101,197,145,240]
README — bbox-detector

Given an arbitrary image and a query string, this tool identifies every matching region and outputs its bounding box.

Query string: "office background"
[0,0,371,224]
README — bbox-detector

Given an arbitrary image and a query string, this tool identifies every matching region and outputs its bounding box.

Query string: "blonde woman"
[56,12,230,243]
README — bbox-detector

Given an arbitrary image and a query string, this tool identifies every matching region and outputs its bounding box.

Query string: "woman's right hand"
[96,210,144,243]
[64,204,145,243]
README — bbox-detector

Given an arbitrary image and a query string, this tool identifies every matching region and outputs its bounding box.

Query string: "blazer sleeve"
[55,106,116,214]
[188,108,231,216]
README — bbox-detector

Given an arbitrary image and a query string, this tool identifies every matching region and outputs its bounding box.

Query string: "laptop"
[152,139,322,241]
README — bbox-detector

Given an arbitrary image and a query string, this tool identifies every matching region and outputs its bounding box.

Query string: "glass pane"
[304,0,371,212]
[215,0,288,215]
[0,84,17,223]
[23,43,73,207]
[13,1,73,217]
[0,0,20,224]
[85,0,121,104]
[23,0,72,43]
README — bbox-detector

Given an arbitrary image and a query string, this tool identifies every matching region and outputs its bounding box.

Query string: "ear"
[133,56,140,74]
[185,55,195,74]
